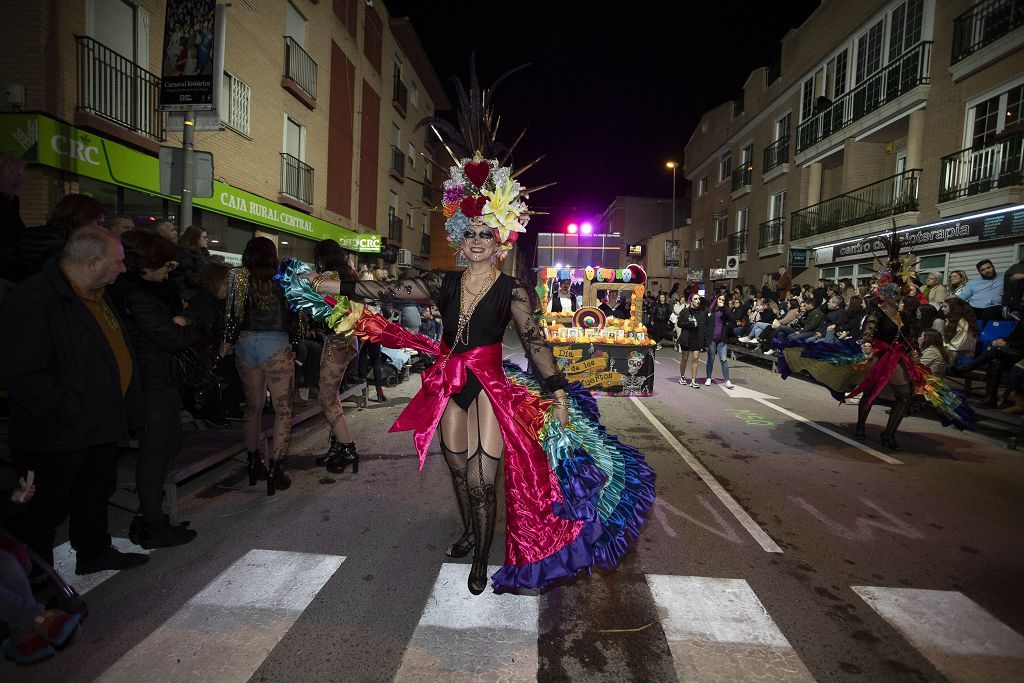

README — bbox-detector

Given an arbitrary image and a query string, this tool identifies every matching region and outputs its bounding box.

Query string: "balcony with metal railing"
[758,217,786,250]
[727,229,748,259]
[393,77,408,117]
[939,132,1024,206]
[731,164,752,195]
[790,169,920,242]
[280,153,313,205]
[75,36,164,142]
[421,176,432,204]
[796,42,932,156]
[284,37,317,104]
[951,0,1023,65]
[388,213,403,243]
[389,145,405,181]
[763,136,789,176]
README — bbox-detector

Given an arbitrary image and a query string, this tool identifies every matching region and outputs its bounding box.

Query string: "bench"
[727,344,779,373]
[164,380,367,524]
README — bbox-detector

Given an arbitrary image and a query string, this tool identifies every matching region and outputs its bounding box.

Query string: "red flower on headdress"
[460,196,486,218]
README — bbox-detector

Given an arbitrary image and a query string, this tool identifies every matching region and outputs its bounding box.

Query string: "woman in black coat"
[649,293,673,344]
[111,231,200,549]
[676,293,711,387]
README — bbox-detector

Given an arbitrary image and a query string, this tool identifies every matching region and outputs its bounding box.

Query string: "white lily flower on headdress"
[481,179,526,242]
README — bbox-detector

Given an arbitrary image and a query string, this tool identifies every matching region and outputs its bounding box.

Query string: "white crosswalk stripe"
[647,574,815,682]
[393,562,539,682]
[52,537,151,596]
[853,586,1024,682]
[95,549,344,683]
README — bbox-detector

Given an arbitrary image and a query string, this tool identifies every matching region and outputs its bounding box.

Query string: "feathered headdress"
[416,57,554,252]
[874,222,917,300]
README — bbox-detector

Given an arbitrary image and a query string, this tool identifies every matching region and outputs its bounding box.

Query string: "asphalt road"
[13,339,1024,682]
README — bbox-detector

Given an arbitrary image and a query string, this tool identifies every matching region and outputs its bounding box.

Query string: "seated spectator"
[906,279,928,306]
[837,295,866,340]
[946,270,968,298]
[953,316,1024,408]
[781,298,823,343]
[923,271,947,307]
[941,297,980,362]
[957,259,1003,320]
[758,299,806,355]
[917,302,944,335]
[735,298,775,340]
[808,295,849,343]
[918,329,950,377]
[1003,257,1024,321]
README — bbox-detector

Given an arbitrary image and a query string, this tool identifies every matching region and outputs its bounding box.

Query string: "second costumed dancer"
[282,65,655,594]
[775,233,972,449]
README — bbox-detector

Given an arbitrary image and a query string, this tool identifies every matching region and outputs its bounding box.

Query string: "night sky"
[383,0,820,235]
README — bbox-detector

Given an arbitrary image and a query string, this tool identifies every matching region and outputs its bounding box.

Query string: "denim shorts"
[236,331,290,365]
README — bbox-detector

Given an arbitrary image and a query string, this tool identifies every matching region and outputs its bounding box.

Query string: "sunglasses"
[462,229,495,241]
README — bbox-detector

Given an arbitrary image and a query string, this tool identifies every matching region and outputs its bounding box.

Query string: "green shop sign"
[0,113,380,253]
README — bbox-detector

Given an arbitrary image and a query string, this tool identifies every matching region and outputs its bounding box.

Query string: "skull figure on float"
[627,351,644,377]
[620,350,651,396]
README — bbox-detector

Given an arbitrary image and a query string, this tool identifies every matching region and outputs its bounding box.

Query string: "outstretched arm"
[310,270,447,307]
[510,282,569,425]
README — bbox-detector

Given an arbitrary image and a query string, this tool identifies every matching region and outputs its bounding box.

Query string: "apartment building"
[684,0,1024,291]
[0,0,449,271]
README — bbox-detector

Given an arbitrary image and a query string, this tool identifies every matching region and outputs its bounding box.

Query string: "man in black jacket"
[0,227,149,573]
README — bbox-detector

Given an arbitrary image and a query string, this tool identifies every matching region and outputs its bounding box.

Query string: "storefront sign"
[685,268,704,281]
[817,206,1024,264]
[709,268,729,280]
[0,113,380,252]
[788,248,809,268]
[159,0,218,111]
[628,243,644,257]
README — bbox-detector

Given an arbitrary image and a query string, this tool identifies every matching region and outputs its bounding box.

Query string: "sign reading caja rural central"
[0,113,380,253]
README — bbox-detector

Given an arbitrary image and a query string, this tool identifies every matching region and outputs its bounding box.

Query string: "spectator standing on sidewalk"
[776,266,792,305]
[0,227,148,574]
[111,231,200,548]
[705,293,735,389]
[677,294,710,387]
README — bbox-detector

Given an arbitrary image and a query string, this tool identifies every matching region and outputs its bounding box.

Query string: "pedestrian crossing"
[52,551,1024,682]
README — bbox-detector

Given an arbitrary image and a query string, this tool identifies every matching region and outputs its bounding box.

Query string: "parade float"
[537,264,656,397]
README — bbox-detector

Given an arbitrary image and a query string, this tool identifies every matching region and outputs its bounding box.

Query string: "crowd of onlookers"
[641,262,1024,412]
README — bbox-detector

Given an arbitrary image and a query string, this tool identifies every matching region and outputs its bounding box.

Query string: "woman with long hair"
[649,292,673,344]
[175,224,213,292]
[706,293,735,388]
[111,231,199,547]
[312,239,362,473]
[946,270,969,298]
[918,328,950,377]
[677,293,710,387]
[941,297,980,362]
[299,66,653,595]
[223,237,295,495]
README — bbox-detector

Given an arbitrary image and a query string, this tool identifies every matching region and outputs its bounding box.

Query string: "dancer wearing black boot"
[311,239,361,473]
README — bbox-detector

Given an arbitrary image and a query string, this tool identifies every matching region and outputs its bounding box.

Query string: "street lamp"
[666,161,678,293]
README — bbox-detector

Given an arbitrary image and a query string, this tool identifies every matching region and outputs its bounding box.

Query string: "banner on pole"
[159,0,218,111]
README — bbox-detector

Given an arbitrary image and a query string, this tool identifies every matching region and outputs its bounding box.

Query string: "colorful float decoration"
[538,264,656,397]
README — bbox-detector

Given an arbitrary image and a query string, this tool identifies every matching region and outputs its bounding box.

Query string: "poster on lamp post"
[664,240,680,268]
[159,0,217,111]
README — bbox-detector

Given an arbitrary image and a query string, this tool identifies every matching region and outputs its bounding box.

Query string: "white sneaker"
[690,379,699,388]
[737,336,750,343]
[678,377,688,385]
[763,349,775,356]
[704,378,712,386]
[724,380,735,389]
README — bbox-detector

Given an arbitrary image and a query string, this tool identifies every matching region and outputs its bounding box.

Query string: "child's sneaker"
[33,610,82,648]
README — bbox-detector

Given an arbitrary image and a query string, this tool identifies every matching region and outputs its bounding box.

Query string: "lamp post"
[666,161,678,294]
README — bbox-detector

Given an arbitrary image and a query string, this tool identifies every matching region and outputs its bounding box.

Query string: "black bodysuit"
[339,270,566,409]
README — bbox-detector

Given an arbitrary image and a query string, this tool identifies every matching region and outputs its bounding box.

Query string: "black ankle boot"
[247,450,268,486]
[326,443,358,474]
[317,433,343,467]
[267,459,291,495]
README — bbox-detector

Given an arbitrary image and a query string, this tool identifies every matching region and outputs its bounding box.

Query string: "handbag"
[174,340,214,388]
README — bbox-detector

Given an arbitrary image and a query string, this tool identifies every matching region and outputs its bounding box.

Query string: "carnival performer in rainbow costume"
[775,232,972,450]
[281,64,654,595]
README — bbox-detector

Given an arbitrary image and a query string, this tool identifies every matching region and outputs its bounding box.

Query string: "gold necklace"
[97,297,121,333]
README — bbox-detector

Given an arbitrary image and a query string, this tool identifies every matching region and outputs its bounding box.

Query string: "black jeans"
[359,340,384,387]
[137,387,182,522]
[6,443,118,566]
[972,305,1004,321]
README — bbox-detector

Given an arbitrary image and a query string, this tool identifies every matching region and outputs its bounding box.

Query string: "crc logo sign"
[50,134,101,166]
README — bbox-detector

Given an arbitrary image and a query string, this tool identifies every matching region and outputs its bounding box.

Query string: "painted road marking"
[53,537,152,596]
[630,398,783,553]
[722,384,903,465]
[648,575,814,682]
[394,562,539,681]
[853,587,1024,682]
[96,549,345,683]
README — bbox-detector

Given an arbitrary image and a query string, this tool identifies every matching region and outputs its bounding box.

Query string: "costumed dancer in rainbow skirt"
[775,232,972,451]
